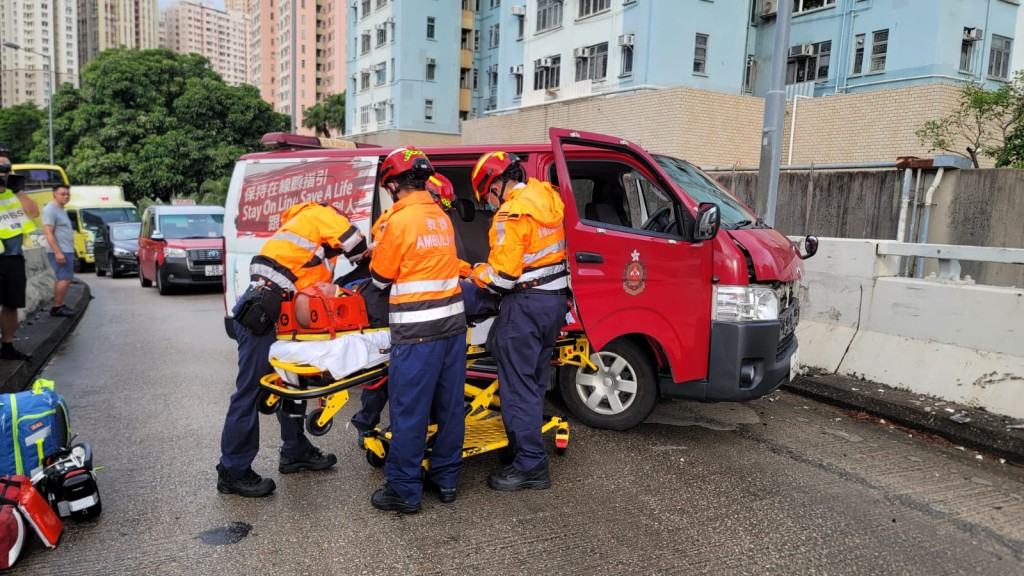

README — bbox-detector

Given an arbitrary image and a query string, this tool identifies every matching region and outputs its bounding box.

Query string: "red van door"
[549,128,714,385]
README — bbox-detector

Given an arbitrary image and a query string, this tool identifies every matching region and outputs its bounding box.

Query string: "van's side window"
[562,160,683,238]
[66,210,80,232]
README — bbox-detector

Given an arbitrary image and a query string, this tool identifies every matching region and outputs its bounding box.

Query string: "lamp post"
[3,41,54,164]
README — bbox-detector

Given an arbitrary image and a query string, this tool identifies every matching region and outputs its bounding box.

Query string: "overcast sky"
[158,0,226,10]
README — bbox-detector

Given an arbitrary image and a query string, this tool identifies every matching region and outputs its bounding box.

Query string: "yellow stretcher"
[257,325,597,469]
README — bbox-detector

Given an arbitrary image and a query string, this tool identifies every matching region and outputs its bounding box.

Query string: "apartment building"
[77,0,160,71]
[163,0,250,86]
[0,0,80,109]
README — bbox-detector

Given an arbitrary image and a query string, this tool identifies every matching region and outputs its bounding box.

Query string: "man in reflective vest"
[369,147,467,513]
[0,151,40,361]
[470,151,568,491]
[218,201,368,498]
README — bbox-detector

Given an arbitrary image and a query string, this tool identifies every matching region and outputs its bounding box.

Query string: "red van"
[138,205,226,295]
[223,129,814,430]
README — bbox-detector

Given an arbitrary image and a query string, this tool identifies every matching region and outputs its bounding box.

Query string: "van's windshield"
[81,207,141,233]
[13,168,67,192]
[653,155,760,229]
[158,213,224,239]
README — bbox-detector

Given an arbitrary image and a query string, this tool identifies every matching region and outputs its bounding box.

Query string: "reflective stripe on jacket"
[472,178,568,294]
[0,188,36,239]
[250,202,367,295]
[370,190,466,344]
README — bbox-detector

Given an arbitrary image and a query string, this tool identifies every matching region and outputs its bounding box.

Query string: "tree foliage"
[49,48,289,204]
[916,74,1024,168]
[302,92,346,138]
[0,103,45,162]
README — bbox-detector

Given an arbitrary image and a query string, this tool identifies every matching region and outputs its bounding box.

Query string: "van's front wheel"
[558,339,657,431]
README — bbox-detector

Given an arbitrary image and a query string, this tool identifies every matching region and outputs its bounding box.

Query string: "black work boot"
[371,484,421,513]
[424,478,457,503]
[487,463,552,491]
[278,446,338,474]
[216,464,276,498]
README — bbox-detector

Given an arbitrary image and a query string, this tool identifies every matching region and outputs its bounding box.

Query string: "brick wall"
[461,84,977,168]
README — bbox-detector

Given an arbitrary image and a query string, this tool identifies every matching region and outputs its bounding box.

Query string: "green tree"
[52,48,289,203]
[916,76,1024,168]
[0,103,45,162]
[302,92,346,137]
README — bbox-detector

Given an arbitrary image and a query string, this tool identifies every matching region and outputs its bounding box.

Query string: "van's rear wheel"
[558,339,657,431]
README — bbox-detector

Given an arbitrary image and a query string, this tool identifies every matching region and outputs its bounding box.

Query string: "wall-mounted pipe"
[787,94,812,165]
[914,167,945,278]
[896,168,913,243]
[902,168,923,276]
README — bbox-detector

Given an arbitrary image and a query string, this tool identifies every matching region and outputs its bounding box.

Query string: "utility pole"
[754,0,793,227]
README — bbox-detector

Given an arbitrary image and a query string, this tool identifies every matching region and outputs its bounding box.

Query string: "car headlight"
[713,285,779,322]
[164,247,187,259]
[113,248,135,258]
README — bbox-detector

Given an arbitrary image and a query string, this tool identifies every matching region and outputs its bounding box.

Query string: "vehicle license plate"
[205,265,224,276]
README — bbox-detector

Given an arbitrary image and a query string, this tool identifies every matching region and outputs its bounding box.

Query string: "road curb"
[785,372,1024,466]
[0,279,92,394]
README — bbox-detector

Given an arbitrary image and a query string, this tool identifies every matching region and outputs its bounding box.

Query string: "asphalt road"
[12,275,1024,575]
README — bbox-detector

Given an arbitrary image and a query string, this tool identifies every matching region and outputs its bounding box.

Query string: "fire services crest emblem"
[623,250,647,296]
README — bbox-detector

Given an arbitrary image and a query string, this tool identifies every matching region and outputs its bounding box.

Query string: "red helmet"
[471,151,520,203]
[426,173,455,211]
[379,146,434,187]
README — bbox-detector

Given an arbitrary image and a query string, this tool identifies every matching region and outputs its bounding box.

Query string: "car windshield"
[111,223,141,241]
[158,213,224,239]
[653,155,759,228]
[81,208,141,234]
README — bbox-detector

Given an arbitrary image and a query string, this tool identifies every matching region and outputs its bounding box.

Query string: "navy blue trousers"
[495,291,567,472]
[384,333,467,505]
[219,320,314,478]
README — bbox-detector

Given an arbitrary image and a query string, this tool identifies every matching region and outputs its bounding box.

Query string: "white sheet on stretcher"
[270,330,392,385]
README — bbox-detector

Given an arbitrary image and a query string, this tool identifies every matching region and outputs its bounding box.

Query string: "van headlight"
[713,285,779,322]
[164,247,187,259]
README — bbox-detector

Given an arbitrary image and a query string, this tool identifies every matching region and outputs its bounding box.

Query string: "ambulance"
[222,128,816,431]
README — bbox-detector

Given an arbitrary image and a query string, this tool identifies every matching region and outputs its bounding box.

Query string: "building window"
[375,63,387,85]
[489,24,500,48]
[743,55,756,93]
[516,14,525,39]
[377,25,387,46]
[361,0,370,18]
[621,44,634,76]
[578,0,610,18]
[794,0,835,14]
[989,34,1012,79]
[491,0,501,7]
[360,105,370,126]
[425,99,434,121]
[361,32,371,54]
[785,40,831,83]
[870,29,888,72]
[852,33,865,75]
[961,29,978,73]
[360,71,370,90]
[536,0,562,32]
[473,68,479,90]
[474,29,481,51]
[693,33,708,74]
[426,58,436,80]
[534,55,561,90]
[391,57,396,82]
[575,42,608,81]
[376,0,387,8]
[375,104,386,122]
[427,16,436,39]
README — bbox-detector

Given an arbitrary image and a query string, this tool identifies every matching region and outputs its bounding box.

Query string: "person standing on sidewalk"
[0,148,41,361]
[217,201,370,498]
[41,184,78,318]
[470,151,568,492]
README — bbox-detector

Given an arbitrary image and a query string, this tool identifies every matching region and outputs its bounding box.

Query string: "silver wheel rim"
[574,351,639,416]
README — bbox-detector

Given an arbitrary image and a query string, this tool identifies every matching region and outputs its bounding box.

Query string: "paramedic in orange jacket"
[369,148,467,513]
[470,151,568,491]
[218,202,368,498]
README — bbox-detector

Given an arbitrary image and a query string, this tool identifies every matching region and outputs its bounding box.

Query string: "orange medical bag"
[277,285,370,338]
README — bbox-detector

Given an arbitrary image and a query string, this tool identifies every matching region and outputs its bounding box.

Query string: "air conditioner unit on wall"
[510,64,524,74]
[537,57,553,67]
[963,27,983,42]
[618,34,634,47]
[762,0,777,17]
[510,5,525,16]
[573,47,593,58]
[789,43,816,58]
[426,57,436,65]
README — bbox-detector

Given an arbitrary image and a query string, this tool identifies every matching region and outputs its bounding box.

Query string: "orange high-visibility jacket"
[250,202,367,295]
[472,178,568,294]
[370,190,466,344]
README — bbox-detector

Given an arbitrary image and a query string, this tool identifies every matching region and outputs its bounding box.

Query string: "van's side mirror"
[455,198,476,223]
[151,231,164,241]
[801,235,819,260]
[693,203,720,242]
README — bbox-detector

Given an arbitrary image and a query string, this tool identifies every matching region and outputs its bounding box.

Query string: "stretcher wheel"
[256,390,282,414]
[365,439,388,468]
[305,408,333,436]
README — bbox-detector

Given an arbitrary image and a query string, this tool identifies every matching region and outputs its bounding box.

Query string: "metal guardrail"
[876,242,1024,280]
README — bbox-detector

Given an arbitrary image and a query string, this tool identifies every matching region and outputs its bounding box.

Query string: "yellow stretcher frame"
[257,331,595,469]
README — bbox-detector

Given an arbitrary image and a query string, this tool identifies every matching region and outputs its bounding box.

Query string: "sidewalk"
[786,372,1024,466]
[0,279,91,395]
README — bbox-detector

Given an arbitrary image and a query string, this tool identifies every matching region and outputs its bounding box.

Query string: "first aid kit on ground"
[0,380,71,479]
